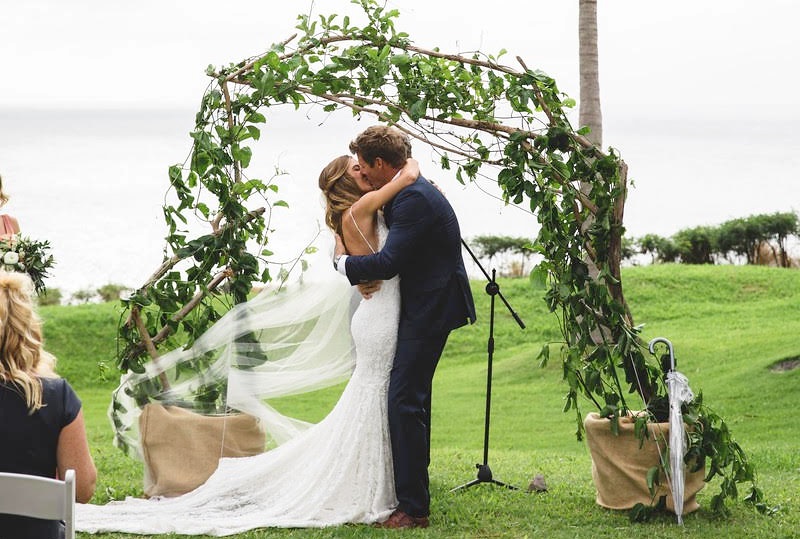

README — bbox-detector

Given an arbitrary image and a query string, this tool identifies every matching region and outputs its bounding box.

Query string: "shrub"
[37,287,62,306]
[97,283,129,303]
[71,289,97,304]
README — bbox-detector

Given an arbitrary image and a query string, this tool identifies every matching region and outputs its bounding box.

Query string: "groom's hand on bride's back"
[357,280,382,299]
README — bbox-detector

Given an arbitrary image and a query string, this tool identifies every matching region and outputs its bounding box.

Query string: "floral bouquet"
[0,236,55,294]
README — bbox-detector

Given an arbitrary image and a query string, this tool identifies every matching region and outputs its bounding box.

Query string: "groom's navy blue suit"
[343,175,476,518]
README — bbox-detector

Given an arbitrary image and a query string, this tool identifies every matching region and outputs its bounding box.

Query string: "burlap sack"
[139,403,265,497]
[584,412,705,513]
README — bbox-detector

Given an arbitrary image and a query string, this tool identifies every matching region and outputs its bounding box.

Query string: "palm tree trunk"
[577,0,633,335]
[579,0,602,147]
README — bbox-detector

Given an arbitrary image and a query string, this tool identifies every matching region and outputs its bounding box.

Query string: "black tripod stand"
[452,239,525,492]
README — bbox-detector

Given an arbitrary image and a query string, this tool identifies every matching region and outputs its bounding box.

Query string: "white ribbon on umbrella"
[649,338,694,525]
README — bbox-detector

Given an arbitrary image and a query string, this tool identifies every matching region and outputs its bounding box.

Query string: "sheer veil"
[111,233,360,458]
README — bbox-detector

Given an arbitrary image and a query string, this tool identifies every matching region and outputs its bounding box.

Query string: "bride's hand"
[357,280,382,299]
[391,158,419,187]
[402,158,420,181]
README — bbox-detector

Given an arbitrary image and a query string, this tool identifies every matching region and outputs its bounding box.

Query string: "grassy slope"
[40,264,799,538]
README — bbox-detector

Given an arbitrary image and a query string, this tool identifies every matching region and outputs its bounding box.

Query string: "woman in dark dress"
[0,271,96,539]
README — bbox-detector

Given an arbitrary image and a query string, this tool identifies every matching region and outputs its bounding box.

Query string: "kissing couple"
[77,125,476,535]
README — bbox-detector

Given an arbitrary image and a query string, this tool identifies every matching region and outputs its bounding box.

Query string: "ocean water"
[1,106,797,295]
[0,107,537,294]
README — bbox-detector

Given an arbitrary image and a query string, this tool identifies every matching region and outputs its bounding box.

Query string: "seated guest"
[0,271,96,539]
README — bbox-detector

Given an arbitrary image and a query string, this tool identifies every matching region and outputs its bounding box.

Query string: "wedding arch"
[112,0,759,514]
[119,0,636,402]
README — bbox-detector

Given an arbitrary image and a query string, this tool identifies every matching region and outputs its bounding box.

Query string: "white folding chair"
[0,469,75,539]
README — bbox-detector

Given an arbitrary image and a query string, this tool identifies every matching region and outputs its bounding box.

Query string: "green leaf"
[529,264,548,290]
[409,99,427,121]
[390,53,411,67]
[311,81,328,95]
[196,202,210,218]
[537,343,550,367]
[246,125,261,141]
[645,466,660,495]
[168,165,183,184]
[629,503,651,523]
[192,151,211,174]
[231,146,253,168]
[248,111,266,124]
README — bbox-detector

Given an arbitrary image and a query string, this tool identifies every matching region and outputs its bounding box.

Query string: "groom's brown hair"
[349,125,410,168]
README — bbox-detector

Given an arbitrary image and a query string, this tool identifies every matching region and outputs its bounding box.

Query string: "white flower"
[2,251,19,265]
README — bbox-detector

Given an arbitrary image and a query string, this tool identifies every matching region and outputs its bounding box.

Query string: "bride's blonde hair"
[0,271,57,412]
[318,156,362,237]
[0,173,8,207]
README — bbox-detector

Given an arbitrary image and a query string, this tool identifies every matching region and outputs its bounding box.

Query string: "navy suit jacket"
[344,175,476,340]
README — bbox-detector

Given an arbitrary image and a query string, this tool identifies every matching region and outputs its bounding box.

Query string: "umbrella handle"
[648,337,676,372]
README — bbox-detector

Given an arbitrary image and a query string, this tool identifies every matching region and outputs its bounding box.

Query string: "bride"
[76,156,420,535]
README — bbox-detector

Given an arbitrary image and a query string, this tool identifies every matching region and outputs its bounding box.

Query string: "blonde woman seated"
[0,271,97,539]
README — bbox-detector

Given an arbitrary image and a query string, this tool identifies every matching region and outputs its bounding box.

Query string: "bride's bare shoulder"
[342,205,377,255]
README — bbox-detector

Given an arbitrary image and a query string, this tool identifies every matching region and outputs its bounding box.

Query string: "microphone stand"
[451,239,525,492]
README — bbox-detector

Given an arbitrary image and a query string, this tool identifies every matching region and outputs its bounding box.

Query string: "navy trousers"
[388,332,449,518]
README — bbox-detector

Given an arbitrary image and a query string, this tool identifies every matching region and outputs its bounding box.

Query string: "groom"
[335,125,476,528]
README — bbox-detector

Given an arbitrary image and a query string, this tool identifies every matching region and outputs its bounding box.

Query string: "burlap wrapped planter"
[584,412,705,513]
[139,403,265,497]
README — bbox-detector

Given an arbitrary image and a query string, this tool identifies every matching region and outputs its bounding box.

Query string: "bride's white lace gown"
[77,223,399,536]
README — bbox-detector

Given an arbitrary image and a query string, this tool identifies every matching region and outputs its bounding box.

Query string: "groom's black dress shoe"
[375,510,430,529]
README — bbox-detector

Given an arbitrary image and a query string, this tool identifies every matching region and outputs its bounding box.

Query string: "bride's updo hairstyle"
[318,155,362,237]
[0,271,57,413]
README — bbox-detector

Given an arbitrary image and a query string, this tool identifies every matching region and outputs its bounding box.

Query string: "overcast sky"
[3,0,798,111]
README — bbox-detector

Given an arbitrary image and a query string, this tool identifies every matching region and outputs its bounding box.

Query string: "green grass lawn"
[42,264,799,538]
